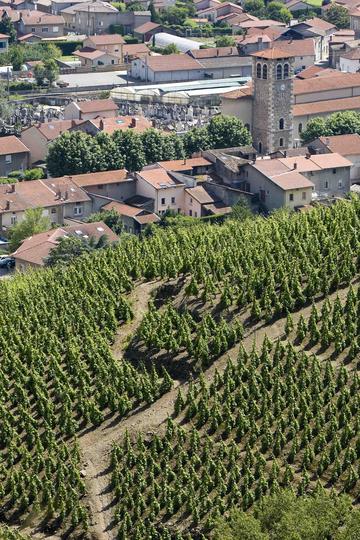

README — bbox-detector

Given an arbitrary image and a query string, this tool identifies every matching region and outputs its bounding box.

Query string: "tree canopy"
[213,490,360,540]
[266,1,292,24]
[9,207,50,252]
[47,116,252,176]
[45,234,110,267]
[324,4,350,29]
[86,209,124,235]
[301,110,360,143]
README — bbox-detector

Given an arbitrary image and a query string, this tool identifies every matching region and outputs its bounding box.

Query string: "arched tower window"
[258,141,263,153]
[283,63,289,78]
[279,118,284,130]
[262,64,268,79]
[276,63,283,80]
[256,62,262,78]
[279,138,284,147]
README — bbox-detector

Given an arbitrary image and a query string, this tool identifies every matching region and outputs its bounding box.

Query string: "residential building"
[339,47,360,72]
[156,157,213,176]
[279,17,336,62]
[84,34,124,61]
[69,115,152,136]
[135,167,194,214]
[0,32,8,53]
[60,0,119,33]
[308,133,360,183]
[350,6,360,38]
[101,200,160,233]
[17,11,65,37]
[0,136,29,176]
[133,21,163,42]
[197,2,243,23]
[74,47,122,67]
[244,158,314,210]
[0,176,92,233]
[123,42,149,63]
[12,220,118,270]
[21,119,83,165]
[285,0,313,12]
[68,169,136,206]
[184,185,231,217]
[63,98,118,120]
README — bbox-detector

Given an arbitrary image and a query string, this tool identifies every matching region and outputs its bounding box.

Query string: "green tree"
[45,234,110,267]
[8,45,25,71]
[95,132,125,170]
[162,43,180,55]
[23,168,45,180]
[183,126,210,155]
[33,63,46,86]
[215,35,236,47]
[207,115,252,148]
[43,58,59,86]
[324,4,350,29]
[113,129,146,172]
[326,110,360,135]
[300,117,329,144]
[243,0,266,17]
[213,508,268,540]
[47,131,103,176]
[86,209,123,234]
[0,14,16,44]
[9,208,50,251]
[231,198,253,221]
[266,2,291,24]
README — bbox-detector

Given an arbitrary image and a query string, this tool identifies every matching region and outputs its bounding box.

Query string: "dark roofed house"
[133,21,163,42]
[101,200,160,234]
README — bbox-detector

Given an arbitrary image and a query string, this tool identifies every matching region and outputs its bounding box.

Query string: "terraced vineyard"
[0,198,358,539]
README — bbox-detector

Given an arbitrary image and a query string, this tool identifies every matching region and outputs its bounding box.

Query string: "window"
[258,141,262,153]
[279,118,284,130]
[262,64,268,79]
[161,197,166,205]
[97,184,103,190]
[333,168,337,174]
[189,209,192,216]
[74,206,83,216]
[325,180,329,189]
[53,26,59,32]
[10,216,17,225]
[298,123,303,134]
[31,27,35,32]
[5,154,11,163]
[302,191,306,200]
[279,137,284,147]
[276,63,282,80]
[338,180,343,188]
[256,62,262,78]
[111,60,115,65]
[289,193,294,201]
[195,211,198,217]
[284,63,289,78]
[171,197,175,204]
[41,27,49,33]
[190,197,193,204]
[51,208,57,214]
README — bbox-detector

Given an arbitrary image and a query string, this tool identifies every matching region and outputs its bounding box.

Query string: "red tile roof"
[134,21,161,34]
[86,34,124,45]
[0,135,29,155]
[23,120,83,141]
[144,54,203,72]
[293,95,360,116]
[185,185,215,204]
[275,38,315,57]
[252,47,294,59]
[64,169,128,188]
[189,46,239,59]
[138,168,183,189]
[158,157,212,172]
[76,98,118,114]
[102,201,142,216]
[293,72,360,95]
[318,133,360,155]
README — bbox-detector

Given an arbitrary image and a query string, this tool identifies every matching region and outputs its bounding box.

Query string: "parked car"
[57,80,69,88]
[0,257,15,269]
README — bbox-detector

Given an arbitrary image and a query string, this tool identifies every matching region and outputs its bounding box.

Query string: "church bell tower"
[251,48,295,155]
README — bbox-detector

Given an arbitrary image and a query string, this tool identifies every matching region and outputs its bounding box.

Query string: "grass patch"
[305,0,323,6]
[60,55,77,62]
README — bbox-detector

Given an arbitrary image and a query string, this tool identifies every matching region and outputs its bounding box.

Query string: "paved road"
[60,71,129,88]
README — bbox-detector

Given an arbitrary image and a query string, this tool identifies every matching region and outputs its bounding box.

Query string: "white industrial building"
[153,33,204,52]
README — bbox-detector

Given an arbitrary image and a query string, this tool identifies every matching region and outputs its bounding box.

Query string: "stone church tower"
[251,48,295,155]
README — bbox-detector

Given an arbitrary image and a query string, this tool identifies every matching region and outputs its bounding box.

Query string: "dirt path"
[79,280,162,540]
[78,279,357,538]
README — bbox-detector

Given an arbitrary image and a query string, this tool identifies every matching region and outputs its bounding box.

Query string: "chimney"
[71,119,77,127]
[7,183,15,193]
[99,118,104,130]
[293,162,297,170]
[5,200,10,210]
[130,117,137,128]
[305,153,311,159]
[64,190,68,200]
